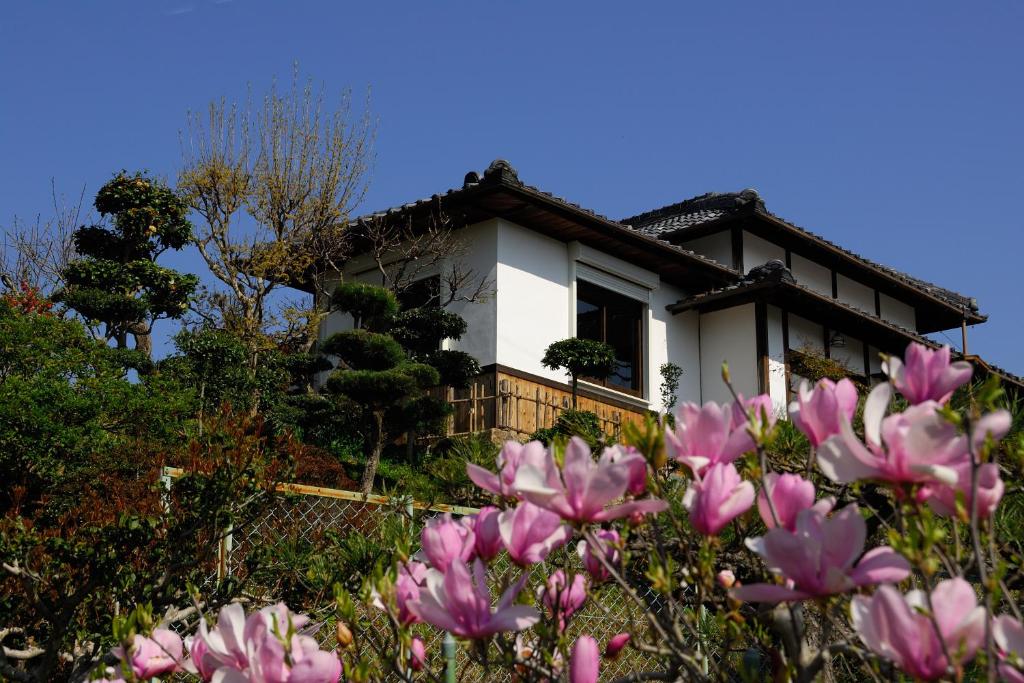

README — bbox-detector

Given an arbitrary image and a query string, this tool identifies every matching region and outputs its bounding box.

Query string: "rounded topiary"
[325,368,419,408]
[542,337,617,408]
[331,281,399,329]
[390,308,468,353]
[321,329,406,371]
[423,350,481,389]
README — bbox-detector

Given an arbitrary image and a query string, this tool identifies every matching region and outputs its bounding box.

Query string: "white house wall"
[650,288,701,411]
[743,232,785,273]
[831,336,866,376]
[679,232,732,268]
[442,220,499,365]
[788,313,824,354]
[879,292,916,331]
[766,305,787,415]
[789,253,832,298]
[494,220,572,381]
[836,274,875,315]
[699,304,757,404]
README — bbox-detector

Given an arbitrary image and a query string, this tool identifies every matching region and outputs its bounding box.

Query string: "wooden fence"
[438,369,648,440]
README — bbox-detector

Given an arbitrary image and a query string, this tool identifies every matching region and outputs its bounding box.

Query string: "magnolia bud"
[716,570,736,589]
[409,637,426,671]
[336,621,353,648]
[604,632,631,660]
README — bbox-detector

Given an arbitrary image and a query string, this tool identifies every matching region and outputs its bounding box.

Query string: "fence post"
[218,525,233,581]
[443,632,456,683]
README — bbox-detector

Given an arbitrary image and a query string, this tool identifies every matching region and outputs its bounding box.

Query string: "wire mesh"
[165,469,664,680]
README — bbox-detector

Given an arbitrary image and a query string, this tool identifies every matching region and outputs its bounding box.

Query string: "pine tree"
[56,172,197,356]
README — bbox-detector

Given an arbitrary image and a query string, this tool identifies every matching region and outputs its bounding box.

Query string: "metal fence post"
[443,632,456,683]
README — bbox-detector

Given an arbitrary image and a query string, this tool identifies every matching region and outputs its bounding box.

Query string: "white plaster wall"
[766,305,788,415]
[879,292,917,331]
[316,267,386,345]
[699,304,757,404]
[680,232,733,268]
[446,220,498,365]
[867,345,883,375]
[743,232,786,273]
[836,274,875,314]
[651,286,701,411]
[495,219,571,381]
[788,314,824,355]
[831,335,866,377]
[790,253,832,298]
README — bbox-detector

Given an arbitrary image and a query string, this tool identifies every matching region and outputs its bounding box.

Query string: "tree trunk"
[359,411,385,494]
[571,376,578,410]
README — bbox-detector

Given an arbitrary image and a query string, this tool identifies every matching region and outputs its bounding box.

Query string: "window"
[576,279,644,395]
[397,275,440,310]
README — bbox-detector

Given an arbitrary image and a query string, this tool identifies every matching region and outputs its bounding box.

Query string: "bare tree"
[357,209,493,307]
[0,182,84,299]
[178,68,374,361]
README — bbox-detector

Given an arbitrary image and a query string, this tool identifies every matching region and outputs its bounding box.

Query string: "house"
[308,159,1017,438]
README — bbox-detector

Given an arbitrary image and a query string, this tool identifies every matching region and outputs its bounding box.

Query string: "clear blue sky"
[2,2,1022,372]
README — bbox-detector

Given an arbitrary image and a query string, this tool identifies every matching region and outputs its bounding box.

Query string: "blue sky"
[2,2,1022,371]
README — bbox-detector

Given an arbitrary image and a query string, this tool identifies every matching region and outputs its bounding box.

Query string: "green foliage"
[422,349,481,389]
[659,361,684,414]
[542,337,617,380]
[0,300,191,513]
[331,281,398,329]
[321,329,406,370]
[0,301,299,680]
[531,409,610,450]
[390,307,468,353]
[542,337,616,407]
[376,433,500,506]
[55,172,197,353]
[788,348,869,392]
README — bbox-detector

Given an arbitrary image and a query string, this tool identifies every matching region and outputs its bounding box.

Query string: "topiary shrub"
[542,337,617,409]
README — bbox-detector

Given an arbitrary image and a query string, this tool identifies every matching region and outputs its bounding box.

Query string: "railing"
[161,468,660,681]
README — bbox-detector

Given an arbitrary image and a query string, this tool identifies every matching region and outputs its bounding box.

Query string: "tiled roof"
[621,189,980,315]
[352,160,741,275]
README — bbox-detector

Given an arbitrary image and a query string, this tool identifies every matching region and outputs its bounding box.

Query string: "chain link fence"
[162,468,663,681]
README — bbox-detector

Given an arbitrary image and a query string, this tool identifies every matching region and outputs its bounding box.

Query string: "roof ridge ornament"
[483,159,519,184]
[743,259,795,284]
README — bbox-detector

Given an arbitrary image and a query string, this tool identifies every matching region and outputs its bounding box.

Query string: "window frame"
[574,277,647,398]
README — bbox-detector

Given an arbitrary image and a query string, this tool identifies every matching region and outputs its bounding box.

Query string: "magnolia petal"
[849,546,911,586]
[730,583,808,603]
[863,382,891,446]
[594,498,668,522]
[466,464,502,495]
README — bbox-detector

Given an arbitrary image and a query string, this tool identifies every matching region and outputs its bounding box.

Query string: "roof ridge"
[621,188,764,227]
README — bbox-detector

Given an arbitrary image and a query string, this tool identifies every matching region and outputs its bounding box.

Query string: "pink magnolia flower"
[467,440,548,497]
[570,635,600,683]
[498,501,571,566]
[733,504,910,602]
[818,383,970,488]
[666,401,755,476]
[683,462,754,536]
[994,615,1024,683]
[539,570,588,630]
[513,437,667,523]
[757,472,834,531]
[386,560,427,625]
[883,343,973,405]
[409,637,426,672]
[928,462,1005,520]
[851,578,985,680]
[788,378,858,447]
[604,632,631,660]
[470,506,504,561]
[604,445,648,495]
[420,513,476,572]
[577,529,621,583]
[114,629,183,679]
[184,602,341,683]
[408,558,539,638]
[733,393,777,434]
